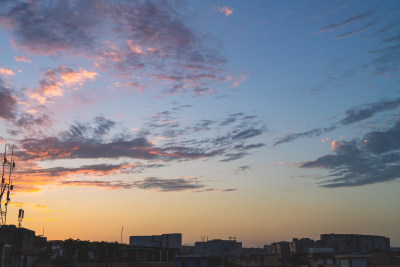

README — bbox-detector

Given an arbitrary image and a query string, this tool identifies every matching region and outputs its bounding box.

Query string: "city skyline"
[0,0,399,247]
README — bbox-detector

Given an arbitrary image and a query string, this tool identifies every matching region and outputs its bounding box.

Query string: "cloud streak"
[340,98,400,125]
[60,176,238,193]
[274,97,400,146]
[317,11,373,34]
[60,177,205,192]
[133,177,205,192]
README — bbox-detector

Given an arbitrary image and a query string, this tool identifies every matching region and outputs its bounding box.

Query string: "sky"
[0,0,399,247]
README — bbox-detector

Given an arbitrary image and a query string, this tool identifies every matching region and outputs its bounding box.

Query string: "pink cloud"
[28,66,98,104]
[127,40,146,55]
[14,56,31,62]
[219,6,234,16]
[331,140,341,151]
[61,68,98,86]
[0,67,15,76]
[321,137,331,143]
[230,73,248,87]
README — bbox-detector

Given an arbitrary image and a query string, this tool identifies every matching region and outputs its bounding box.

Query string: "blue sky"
[0,0,399,246]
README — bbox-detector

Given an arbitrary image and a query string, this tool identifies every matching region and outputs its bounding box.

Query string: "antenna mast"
[0,145,16,225]
[18,207,24,228]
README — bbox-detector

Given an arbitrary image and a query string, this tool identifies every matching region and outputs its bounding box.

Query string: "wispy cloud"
[237,165,250,172]
[317,11,373,34]
[273,126,337,147]
[14,56,31,62]
[335,21,377,39]
[340,98,400,125]
[133,177,205,192]
[274,98,400,146]
[33,204,47,209]
[60,176,238,193]
[60,177,204,192]
[20,163,134,178]
[16,110,265,163]
[61,180,134,190]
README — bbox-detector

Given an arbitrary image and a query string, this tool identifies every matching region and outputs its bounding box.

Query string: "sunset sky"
[0,0,399,247]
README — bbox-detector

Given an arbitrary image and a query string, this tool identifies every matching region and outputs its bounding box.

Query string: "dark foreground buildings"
[262,234,396,267]
[0,225,46,267]
[0,229,397,267]
[319,233,390,252]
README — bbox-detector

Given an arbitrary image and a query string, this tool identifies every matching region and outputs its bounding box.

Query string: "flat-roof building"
[320,234,390,252]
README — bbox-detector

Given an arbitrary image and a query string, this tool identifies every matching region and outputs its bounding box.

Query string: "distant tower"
[0,145,16,225]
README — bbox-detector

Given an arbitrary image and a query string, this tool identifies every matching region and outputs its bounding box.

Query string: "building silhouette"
[319,233,390,252]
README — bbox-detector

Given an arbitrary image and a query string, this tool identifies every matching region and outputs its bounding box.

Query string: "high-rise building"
[129,233,182,249]
[269,241,290,260]
[319,234,390,252]
[194,238,242,258]
[290,238,315,254]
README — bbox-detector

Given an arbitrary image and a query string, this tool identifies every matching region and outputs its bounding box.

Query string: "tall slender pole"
[4,148,14,225]
[0,146,6,225]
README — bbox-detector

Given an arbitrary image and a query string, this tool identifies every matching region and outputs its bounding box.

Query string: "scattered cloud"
[321,137,331,143]
[16,110,265,164]
[7,109,266,192]
[299,120,400,187]
[0,0,227,96]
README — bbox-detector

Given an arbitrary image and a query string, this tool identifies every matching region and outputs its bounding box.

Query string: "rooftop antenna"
[0,145,15,225]
[18,206,24,228]
[121,226,123,244]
